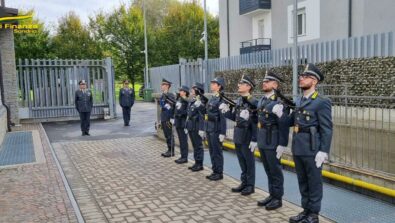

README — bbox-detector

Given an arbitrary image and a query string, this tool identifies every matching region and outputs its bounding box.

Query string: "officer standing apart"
[119,80,135,126]
[256,71,289,210]
[158,79,176,158]
[174,85,190,164]
[75,80,93,136]
[273,64,333,223]
[201,77,227,181]
[220,75,258,196]
[185,82,206,172]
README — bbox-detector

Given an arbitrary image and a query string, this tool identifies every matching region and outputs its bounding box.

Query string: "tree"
[150,0,220,66]
[90,5,145,87]
[14,9,53,60]
[52,12,103,59]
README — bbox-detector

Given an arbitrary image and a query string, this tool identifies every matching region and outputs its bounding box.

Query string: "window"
[297,8,306,36]
[258,19,265,38]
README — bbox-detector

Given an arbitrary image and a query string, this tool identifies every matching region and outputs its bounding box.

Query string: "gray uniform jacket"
[75,89,93,113]
[286,92,333,156]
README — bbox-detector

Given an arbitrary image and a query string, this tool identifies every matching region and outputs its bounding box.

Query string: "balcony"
[239,0,271,15]
[240,38,271,54]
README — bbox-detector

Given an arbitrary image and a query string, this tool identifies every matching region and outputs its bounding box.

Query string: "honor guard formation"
[155,63,333,223]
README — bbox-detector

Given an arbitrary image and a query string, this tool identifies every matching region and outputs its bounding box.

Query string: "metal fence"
[149,31,395,93]
[220,90,395,175]
[17,58,116,120]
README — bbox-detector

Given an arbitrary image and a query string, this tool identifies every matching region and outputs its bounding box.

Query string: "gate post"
[0,28,19,125]
[179,58,186,86]
[105,57,115,119]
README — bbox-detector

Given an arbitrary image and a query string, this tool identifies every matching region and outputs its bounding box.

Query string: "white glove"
[170,118,175,125]
[219,134,225,142]
[240,109,250,120]
[194,100,202,107]
[276,145,287,159]
[184,129,188,134]
[164,103,171,110]
[272,104,284,118]
[315,151,328,168]
[249,141,257,152]
[219,103,230,113]
[176,102,182,110]
[198,130,205,138]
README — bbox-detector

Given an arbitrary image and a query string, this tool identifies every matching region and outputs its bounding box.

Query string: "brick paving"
[54,136,332,223]
[0,124,77,223]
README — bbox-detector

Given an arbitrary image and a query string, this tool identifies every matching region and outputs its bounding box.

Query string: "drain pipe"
[0,53,13,132]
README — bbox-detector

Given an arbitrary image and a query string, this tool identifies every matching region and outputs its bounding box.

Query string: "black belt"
[205,114,218,122]
[258,123,278,145]
[294,126,318,133]
[258,122,278,129]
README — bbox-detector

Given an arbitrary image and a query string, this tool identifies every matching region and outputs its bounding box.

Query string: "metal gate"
[17,58,116,121]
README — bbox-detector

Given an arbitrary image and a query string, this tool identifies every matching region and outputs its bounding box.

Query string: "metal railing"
[149,31,394,93]
[241,38,271,48]
[239,0,271,15]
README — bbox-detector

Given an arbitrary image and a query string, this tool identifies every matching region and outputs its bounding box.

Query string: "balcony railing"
[240,38,271,54]
[239,0,271,15]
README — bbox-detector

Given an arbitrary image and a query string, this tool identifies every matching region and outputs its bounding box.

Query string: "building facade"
[219,0,395,57]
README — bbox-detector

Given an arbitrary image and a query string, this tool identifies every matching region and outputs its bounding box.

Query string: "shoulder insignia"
[312,91,319,99]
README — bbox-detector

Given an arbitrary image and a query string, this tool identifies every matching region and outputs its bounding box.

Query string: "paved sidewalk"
[54,135,332,223]
[0,124,77,223]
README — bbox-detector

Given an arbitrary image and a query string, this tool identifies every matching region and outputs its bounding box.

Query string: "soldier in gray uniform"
[202,77,227,181]
[158,79,176,158]
[220,75,258,196]
[273,64,333,223]
[75,80,93,136]
[119,80,135,126]
[256,71,289,210]
[174,85,190,164]
[185,82,206,171]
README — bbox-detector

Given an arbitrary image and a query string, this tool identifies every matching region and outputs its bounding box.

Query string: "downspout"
[226,0,230,57]
[348,0,352,37]
[0,52,12,132]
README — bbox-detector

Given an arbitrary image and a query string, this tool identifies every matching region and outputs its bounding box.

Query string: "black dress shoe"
[206,173,214,179]
[191,165,203,172]
[300,213,319,223]
[208,173,223,181]
[188,164,197,170]
[162,151,172,157]
[85,131,90,136]
[175,158,188,164]
[240,186,255,196]
[265,198,282,210]
[81,132,86,136]
[231,184,246,193]
[257,196,273,206]
[289,210,309,223]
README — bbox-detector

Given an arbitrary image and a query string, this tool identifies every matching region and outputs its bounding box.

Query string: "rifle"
[274,89,296,108]
[241,96,257,112]
[195,90,208,104]
[219,92,236,107]
[163,93,176,106]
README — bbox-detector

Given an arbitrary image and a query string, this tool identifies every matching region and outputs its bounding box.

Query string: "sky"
[7,0,219,30]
